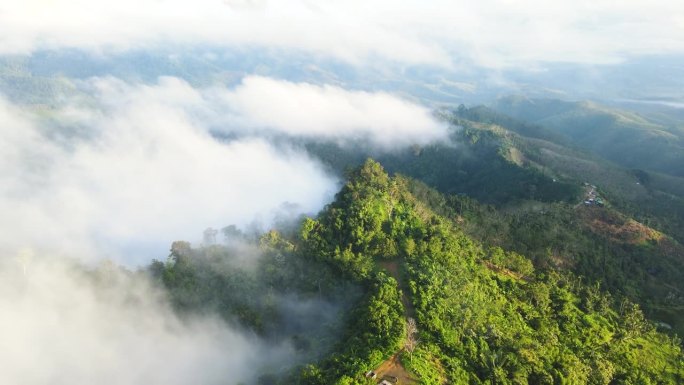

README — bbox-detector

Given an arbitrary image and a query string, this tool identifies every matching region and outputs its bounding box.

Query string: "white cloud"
[214,76,448,148]
[0,80,338,263]
[0,257,293,385]
[0,0,451,66]
[0,75,446,264]
[0,1,683,67]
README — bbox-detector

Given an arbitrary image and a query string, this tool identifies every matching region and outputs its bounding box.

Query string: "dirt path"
[372,260,419,384]
[377,260,415,319]
[374,352,418,384]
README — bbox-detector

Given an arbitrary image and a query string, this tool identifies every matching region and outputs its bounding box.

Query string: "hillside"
[406,178,684,336]
[305,123,581,208]
[300,111,684,339]
[150,160,684,384]
[450,105,684,244]
[491,96,684,178]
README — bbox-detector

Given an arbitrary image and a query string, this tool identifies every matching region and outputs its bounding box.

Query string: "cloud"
[0,80,338,264]
[0,1,683,67]
[0,75,447,263]
[214,76,448,148]
[0,0,451,67]
[0,257,293,385]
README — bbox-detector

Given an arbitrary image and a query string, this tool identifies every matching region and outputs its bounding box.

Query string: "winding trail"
[373,260,419,385]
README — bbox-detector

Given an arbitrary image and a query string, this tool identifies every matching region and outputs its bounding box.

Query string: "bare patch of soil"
[374,352,418,385]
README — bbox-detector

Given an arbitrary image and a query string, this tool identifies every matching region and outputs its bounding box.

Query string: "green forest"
[148,160,684,384]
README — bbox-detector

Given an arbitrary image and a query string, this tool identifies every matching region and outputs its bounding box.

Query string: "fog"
[0,73,443,383]
[3,129,328,258]
[213,76,448,148]
[0,91,335,262]
[0,256,294,385]
[1,1,683,68]
[0,75,447,263]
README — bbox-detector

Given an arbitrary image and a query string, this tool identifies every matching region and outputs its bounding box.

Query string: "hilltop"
[300,109,684,340]
[152,160,683,384]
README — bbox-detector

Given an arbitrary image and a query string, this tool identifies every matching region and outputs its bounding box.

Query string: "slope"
[297,160,684,384]
[450,105,684,244]
[152,160,684,384]
[491,95,684,177]
[144,161,684,385]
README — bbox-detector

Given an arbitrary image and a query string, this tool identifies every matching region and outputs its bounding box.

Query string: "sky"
[0,0,683,68]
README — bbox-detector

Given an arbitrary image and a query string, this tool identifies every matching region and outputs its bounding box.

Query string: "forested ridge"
[151,160,684,384]
[406,178,684,338]
[489,96,684,178]
[450,105,684,244]
[302,107,684,339]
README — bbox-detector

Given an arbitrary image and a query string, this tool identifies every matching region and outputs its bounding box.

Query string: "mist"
[0,0,684,385]
[0,256,295,385]
[0,80,334,263]
[213,76,448,148]
[2,1,683,383]
[0,74,450,263]
[1,1,683,68]
[0,73,436,383]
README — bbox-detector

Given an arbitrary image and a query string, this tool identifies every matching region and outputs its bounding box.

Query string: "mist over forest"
[1,1,684,384]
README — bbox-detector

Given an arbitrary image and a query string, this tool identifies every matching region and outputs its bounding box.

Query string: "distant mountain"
[491,96,684,177]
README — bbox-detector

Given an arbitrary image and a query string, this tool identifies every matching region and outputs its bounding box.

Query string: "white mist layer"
[214,76,448,148]
[0,73,448,263]
[0,81,338,263]
[1,1,683,67]
[0,258,292,385]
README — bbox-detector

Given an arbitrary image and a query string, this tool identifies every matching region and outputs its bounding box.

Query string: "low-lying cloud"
[0,257,293,385]
[0,75,446,263]
[215,76,448,148]
[0,80,337,263]
[1,1,683,68]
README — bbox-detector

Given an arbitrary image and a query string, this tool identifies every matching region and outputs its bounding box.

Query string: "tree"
[405,317,419,362]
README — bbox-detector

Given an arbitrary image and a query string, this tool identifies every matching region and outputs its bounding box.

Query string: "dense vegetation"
[449,104,684,244]
[406,178,684,337]
[303,103,684,337]
[150,160,683,384]
[148,230,404,384]
[306,124,581,207]
[491,96,684,178]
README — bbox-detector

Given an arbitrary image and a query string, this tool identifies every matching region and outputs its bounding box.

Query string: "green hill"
[151,160,683,384]
[302,112,684,338]
[491,96,684,178]
[449,104,684,243]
